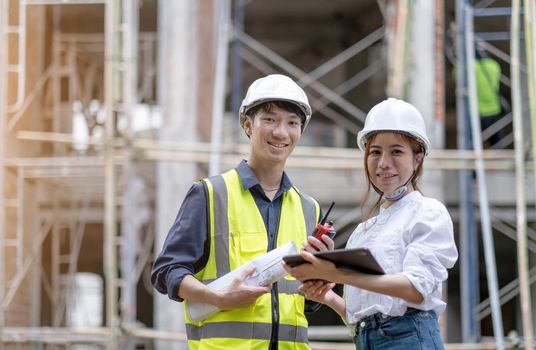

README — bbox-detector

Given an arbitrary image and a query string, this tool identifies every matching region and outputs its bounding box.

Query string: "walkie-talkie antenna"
[320,202,335,225]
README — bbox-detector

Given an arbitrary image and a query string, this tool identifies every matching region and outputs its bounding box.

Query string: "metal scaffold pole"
[0,0,7,335]
[526,0,536,239]
[120,1,139,345]
[456,0,479,342]
[512,0,534,348]
[104,0,121,347]
[465,4,505,349]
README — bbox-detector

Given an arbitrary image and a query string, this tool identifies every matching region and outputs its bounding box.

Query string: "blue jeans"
[354,308,445,350]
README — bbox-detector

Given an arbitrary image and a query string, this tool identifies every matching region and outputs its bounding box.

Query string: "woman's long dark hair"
[361,132,425,222]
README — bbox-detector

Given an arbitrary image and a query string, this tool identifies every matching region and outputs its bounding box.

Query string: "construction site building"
[1,0,536,349]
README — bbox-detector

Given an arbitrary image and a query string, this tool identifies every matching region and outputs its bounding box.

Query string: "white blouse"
[344,191,458,327]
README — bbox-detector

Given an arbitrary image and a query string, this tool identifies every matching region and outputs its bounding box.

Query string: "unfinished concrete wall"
[408,1,445,203]
[154,1,201,349]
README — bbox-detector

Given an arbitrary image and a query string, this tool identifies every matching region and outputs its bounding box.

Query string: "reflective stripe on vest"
[185,321,308,343]
[210,174,231,277]
[278,278,302,294]
[299,191,317,238]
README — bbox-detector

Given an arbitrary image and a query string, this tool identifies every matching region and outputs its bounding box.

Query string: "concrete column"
[408,0,444,201]
[408,0,454,340]
[155,1,199,349]
[196,0,216,142]
[408,0,436,144]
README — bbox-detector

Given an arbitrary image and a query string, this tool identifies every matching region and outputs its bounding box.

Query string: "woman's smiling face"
[365,132,422,197]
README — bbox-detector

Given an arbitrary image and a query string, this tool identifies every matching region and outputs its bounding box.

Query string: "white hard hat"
[239,74,312,130]
[357,98,431,155]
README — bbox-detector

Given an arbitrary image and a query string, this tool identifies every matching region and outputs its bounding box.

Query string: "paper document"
[186,241,298,322]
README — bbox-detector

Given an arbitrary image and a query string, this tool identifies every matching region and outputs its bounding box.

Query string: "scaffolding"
[1,0,536,349]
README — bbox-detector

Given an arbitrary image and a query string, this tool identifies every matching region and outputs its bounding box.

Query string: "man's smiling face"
[245,103,302,167]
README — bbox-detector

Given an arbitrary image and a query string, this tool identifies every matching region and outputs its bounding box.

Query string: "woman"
[285,98,458,350]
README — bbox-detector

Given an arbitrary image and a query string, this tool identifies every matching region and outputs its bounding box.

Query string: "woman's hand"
[283,250,339,282]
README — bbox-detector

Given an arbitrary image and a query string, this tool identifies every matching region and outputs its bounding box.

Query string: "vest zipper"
[269,283,279,350]
[269,203,281,349]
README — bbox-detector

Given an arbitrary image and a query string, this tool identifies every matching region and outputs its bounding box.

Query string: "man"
[152,74,333,350]
[474,54,504,147]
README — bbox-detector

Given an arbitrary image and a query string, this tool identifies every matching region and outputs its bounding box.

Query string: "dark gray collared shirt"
[151,160,301,302]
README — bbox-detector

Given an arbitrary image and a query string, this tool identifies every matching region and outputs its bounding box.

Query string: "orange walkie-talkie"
[312,202,336,243]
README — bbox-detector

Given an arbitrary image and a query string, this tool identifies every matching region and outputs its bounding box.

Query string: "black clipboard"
[283,248,385,275]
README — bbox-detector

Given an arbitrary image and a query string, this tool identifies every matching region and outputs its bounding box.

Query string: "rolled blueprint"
[186,241,298,322]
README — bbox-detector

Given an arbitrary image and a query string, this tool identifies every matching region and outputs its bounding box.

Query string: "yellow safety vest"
[475,58,501,117]
[184,169,319,350]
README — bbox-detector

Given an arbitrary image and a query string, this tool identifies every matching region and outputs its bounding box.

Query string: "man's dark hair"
[245,101,306,128]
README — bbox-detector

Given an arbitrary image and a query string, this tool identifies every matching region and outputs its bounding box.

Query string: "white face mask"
[381,171,415,201]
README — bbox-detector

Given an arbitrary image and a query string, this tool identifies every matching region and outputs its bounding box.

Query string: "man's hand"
[215,267,271,310]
